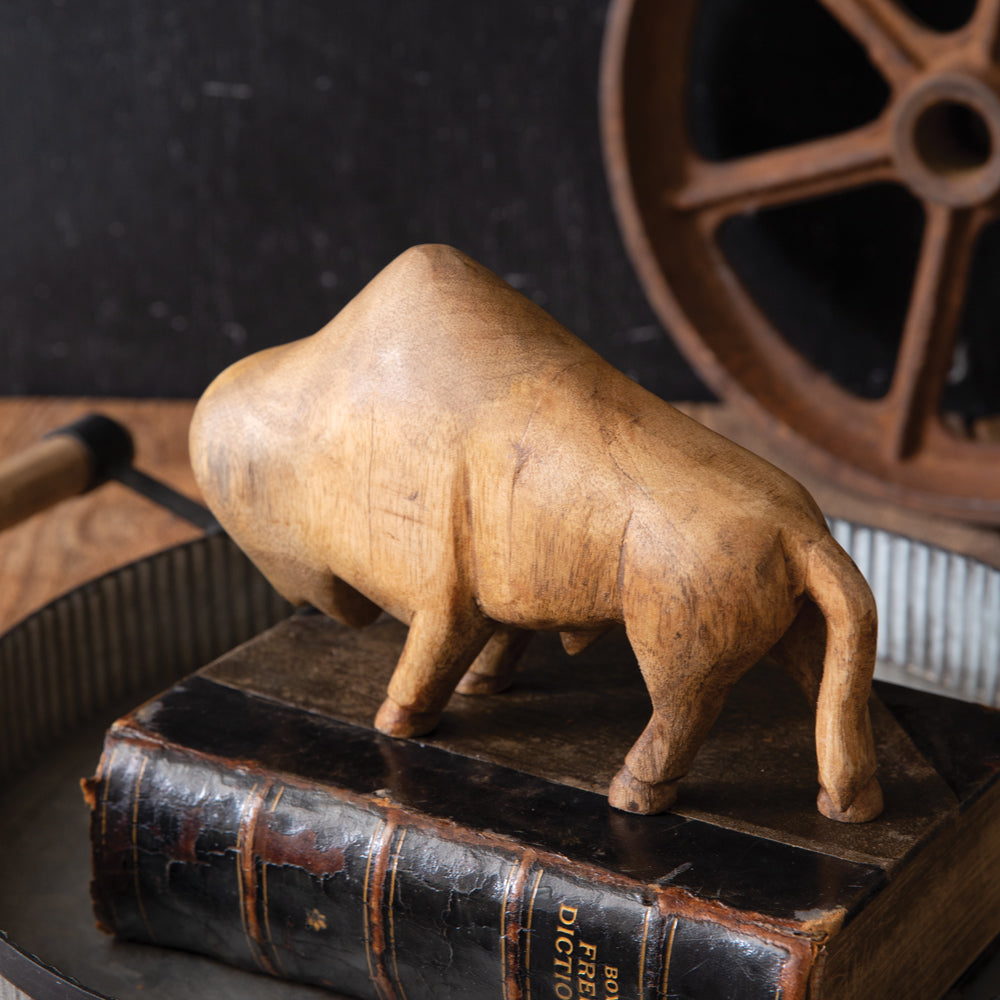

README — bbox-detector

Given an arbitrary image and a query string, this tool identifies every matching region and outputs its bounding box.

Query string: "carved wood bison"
[190,244,882,822]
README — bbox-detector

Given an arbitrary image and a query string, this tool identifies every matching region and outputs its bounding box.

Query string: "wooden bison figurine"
[190,244,882,823]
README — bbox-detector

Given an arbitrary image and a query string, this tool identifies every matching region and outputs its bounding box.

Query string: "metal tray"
[0,534,316,999]
[1,524,998,998]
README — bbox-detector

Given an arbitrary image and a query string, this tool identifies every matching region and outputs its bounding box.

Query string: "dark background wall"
[0,0,708,400]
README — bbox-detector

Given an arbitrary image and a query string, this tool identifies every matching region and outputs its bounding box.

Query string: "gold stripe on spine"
[96,744,122,929]
[261,785,287,976]
[500,851,535,1000]
[363,817,400,1000]
[130,755,155,943]
[362,819,384,989]
[99,744,121,842]
[387,827,410,1000]
[524,867,545,1000]
[661,917,679,1000]
[236,780,277,976]
[499,864,515,999]
[637,905,652,995]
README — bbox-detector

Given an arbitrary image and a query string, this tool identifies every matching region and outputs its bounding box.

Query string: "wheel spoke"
[881,203,986,459]
[815,0,938,85]
[970,0,1000,65]
[669,123,894,222]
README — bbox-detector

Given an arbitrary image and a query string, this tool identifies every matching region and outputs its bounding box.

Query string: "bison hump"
[307,245,604,408]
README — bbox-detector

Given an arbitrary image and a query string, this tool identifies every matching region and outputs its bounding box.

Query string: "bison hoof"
[817,775,883,823]
[374,698,441,738]
[455,670,514,696]
[607,765,679,815]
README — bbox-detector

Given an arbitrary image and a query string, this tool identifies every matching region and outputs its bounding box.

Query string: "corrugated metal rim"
[0,533,290,789]
[830,518,1000,706]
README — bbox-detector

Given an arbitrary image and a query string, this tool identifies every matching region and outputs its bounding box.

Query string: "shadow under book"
[85,612,1000,1000]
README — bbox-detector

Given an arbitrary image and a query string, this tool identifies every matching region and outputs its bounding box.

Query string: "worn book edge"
[85,615,1000,1000]
[89,709,837,1000]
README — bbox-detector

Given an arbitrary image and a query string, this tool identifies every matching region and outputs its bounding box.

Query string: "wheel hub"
[893,70,1000,206]
[601,0,1000,523]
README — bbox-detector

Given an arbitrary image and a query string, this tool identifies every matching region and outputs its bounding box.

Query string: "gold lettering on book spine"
[552,904,578,1000]
[577,940,598,997]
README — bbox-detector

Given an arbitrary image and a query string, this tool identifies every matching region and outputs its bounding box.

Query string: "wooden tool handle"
[0,414,134,532]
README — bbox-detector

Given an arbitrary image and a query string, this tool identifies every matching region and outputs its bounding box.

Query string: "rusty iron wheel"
[601,0,1000,523]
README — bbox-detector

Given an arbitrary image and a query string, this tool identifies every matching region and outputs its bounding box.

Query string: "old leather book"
[86,611,1000,1000]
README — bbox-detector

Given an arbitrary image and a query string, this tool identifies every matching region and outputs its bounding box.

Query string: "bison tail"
[804,535,882,822]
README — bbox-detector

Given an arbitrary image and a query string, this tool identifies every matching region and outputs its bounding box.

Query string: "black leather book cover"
[86,613,1000,1000]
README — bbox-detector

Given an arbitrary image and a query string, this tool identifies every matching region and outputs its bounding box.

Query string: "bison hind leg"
[767,600,825,707]
[818,776,883,823]
[608,764,679,814]
[609,617,781,815]
[770,601,884,823]
[456,626,532,695]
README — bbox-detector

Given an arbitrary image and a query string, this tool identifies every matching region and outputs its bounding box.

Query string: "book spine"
[87,731,814,1000]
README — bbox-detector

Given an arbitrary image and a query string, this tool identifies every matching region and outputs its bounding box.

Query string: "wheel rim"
[601,0,1000,522]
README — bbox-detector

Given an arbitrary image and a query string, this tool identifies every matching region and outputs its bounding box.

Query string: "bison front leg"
[375,606,494,737]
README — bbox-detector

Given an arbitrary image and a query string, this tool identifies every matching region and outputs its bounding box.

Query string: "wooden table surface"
[1,397,998,637]
[0,398,202,633]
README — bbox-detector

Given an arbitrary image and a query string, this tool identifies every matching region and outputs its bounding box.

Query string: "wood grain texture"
[0,433,92,532]
[2,386,996,833]
[0,398,201,634]
[2,396,993,644]
[189,244,884,822]
[818,784,1000,1000]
